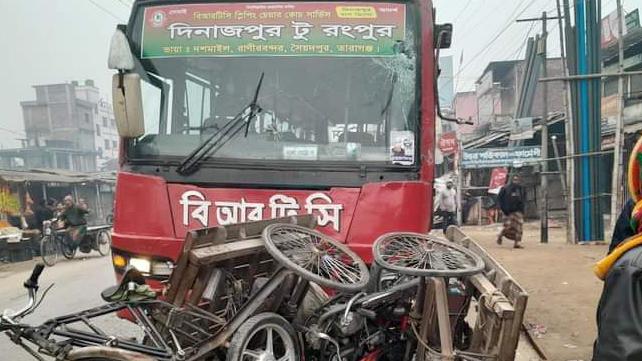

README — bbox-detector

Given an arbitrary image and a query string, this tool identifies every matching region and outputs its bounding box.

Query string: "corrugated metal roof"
[463,113,566,149]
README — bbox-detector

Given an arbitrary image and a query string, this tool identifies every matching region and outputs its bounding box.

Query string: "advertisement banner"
[141,2,406,58]
[488,167,508,194]
[438,131,458,155]
[462,146,541,169]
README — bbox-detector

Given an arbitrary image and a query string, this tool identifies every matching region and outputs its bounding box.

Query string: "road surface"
[0,253,122,360]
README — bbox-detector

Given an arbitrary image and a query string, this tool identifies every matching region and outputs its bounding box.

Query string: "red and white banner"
[488,167,508,194]
[438,131,458,155]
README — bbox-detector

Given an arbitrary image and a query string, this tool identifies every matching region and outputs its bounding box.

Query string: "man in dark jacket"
[496,174,526,248]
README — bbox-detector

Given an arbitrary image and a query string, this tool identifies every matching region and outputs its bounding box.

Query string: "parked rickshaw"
[39,219,112,266]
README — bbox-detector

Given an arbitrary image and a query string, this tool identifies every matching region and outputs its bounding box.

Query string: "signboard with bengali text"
[141,2,406,58]
[462,146,541,169]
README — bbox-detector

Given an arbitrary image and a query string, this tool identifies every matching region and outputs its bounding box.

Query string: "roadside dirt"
[456,223,606,361]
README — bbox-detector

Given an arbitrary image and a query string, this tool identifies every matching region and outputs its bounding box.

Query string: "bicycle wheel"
[40,235,59,267]
[373,233,485,277]
[262,224,369,292]
[227,312,299,361]
[61,238,77,260]
[96,230,112,256]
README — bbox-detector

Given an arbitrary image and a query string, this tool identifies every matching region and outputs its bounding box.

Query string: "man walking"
[497,174,526,248]
[437,181,457,234]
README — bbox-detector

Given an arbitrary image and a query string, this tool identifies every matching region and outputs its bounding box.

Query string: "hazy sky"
[0,0,639,147]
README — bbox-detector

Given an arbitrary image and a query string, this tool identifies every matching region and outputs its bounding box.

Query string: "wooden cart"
[445,226,546,361]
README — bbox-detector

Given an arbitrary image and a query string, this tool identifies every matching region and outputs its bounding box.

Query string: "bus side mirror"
[108,26,134,71]
[434,23,453,49]
[112,73,145,138]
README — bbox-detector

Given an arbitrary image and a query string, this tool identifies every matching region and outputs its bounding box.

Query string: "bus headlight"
[129,258,151,274]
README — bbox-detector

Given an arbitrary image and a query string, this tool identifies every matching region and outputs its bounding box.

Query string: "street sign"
[438,131,458,155]
[461,146,541,169]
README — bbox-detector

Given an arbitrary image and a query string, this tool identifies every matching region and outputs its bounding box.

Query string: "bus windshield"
[127,2,419,166]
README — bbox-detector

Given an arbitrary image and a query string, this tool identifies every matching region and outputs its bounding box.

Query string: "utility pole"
[557,0,577,244]
[518,12,559,243]
[610,0,626,231]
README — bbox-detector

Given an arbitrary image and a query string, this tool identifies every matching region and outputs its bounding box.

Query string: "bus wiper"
[176,72,264,176]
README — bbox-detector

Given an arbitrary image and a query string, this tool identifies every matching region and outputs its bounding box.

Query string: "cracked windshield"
[128,2,418,164]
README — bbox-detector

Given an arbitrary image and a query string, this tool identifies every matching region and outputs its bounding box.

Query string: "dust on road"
[459,223,606,361]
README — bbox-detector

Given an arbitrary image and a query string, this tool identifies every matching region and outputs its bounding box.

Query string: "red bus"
[108,0,451,282]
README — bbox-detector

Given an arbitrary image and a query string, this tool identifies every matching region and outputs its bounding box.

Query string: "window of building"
[98,147,103,158]
[112,140,118,149]
[95,124,101,136]
[102,117,108,127]
[84,113,90,123]
[110,119,116,128]
[105,139,110,149]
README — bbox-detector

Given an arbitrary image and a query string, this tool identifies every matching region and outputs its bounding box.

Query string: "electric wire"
[88,0,126,22]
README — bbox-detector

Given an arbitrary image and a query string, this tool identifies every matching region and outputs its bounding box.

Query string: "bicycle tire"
[40,235,59,267]
[96,230,111,256]
[373,232,485,278]
[61,238,77,260]
[262,224,369,293]
[227,312,300,361]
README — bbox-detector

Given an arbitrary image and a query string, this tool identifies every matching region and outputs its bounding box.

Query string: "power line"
[453,0,473,22]
[115,0,133,9]
[88,0,125,22]
[454,0,535,81]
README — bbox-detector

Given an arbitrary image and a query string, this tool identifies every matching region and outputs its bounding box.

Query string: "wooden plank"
[432,277,454,360]
[417,280,435,361]
[520,321,549,360]
[446,227,527,304]
[468,274,515,319]
[188,267,213,305]
[190,238,265,266]
[191,226,228,246]
[499,293,528,361]
[172,263,200,306]
[165,232,196,303]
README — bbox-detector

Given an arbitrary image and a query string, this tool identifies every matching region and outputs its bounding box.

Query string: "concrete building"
[0,80,118,171]
[95,98,119,171]
[453,91,480,137]
[472,59,565,132]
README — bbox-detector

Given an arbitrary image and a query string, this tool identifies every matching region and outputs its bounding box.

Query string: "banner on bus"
[141,2,406,58]
[461,146,541,169]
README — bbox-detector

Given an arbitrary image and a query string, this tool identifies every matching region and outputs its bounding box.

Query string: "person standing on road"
[437,181,457,234]
[496,174,526,249]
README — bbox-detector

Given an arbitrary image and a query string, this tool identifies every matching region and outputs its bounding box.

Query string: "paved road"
[0,253,121,360]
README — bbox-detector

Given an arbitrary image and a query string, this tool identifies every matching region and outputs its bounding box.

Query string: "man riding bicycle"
[58,195,89,247]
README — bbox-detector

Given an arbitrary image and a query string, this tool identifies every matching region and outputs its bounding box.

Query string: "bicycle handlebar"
[24,264,44,290]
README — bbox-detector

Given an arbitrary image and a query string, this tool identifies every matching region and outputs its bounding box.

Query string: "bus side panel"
[346,181,431,263]
[112,172,178,259]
